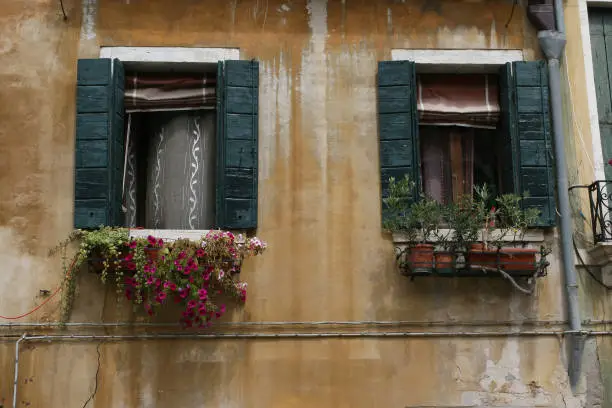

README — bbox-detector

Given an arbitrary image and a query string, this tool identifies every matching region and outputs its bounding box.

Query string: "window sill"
[128,229,247,243]
[391,229,545,245]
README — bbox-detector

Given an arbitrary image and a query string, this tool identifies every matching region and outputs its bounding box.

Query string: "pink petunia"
[169,282,177,292]
[128,240,137,249]
[124,253,134,261]
[178,288,188,299]
[198,288,208,300]
[146,276,154,285]
[196,249,205,257]
[126,262,136,271]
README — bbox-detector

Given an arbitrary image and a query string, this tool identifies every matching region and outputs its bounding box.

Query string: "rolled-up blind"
[125,74,216,112]
[417,74,499,129]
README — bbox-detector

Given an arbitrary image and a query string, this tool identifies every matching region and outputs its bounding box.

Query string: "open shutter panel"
[377,60,420,223]
[216,60,259,229]
[499,61,556,227]
[74,58,125,229]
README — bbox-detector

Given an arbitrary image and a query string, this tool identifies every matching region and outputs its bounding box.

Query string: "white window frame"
[391,49,524,72]
[99,46,241,241]
[578,1,610,182]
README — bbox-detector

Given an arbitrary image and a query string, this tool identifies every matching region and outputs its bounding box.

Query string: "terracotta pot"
[87,249,129,274]
[407,244,434,273]
[434,251,454,274]
[467,244,499,270]
[499,248,538,272]
[468,245,538,272]
[144,247,161,264]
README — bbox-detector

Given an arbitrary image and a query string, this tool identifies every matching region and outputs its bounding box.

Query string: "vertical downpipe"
[538,0,584,391]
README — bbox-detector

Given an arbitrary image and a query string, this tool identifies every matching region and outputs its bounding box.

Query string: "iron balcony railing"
[589,180,612,244]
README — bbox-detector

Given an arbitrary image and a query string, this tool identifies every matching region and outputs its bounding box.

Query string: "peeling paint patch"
[80,0,97,41]
[436,25,487,49]
[301,0,328,167]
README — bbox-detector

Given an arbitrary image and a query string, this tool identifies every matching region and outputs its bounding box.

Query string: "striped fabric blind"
[417,74,500,129]
[124,74,216,112]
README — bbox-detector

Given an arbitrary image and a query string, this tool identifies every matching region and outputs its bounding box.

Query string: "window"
[73,58,259,231]
[417,73,501,204]
[377,60,556,227]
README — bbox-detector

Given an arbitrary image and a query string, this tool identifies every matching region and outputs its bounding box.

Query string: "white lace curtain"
[123,111,216,229]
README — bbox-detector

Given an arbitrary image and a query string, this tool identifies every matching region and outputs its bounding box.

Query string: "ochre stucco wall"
[0,0,604,406]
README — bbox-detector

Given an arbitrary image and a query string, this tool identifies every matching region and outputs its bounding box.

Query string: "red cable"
[0,257,77,320]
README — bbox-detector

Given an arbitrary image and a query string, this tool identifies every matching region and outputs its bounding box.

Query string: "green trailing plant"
[50,227,130,322]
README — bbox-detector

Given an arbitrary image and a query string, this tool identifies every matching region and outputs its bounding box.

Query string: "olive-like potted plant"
[383,176,444,274]
[465,187,542,273]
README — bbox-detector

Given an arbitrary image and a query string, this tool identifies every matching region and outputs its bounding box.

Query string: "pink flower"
[178,288,188,299]
[196,249,205,257]
[198,288,208,300]
[187,300,197,310]
[124,289,132,300]
[155,278,162,287]
[219,304,226,314]
[126,262,136,271]
[178,251,187,260]
[146,276,154,285]
[169,283,177,292]
[124,253,134,261]
[128,241,137,249]
[157,238,164,246]
[147,235,156,245]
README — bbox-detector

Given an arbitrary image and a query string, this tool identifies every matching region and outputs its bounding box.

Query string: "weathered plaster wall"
[0,0,603,406]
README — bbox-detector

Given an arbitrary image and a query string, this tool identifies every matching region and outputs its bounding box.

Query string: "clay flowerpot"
[498,248,538,272]
[434,251,454,274]
[87,249,129,274]
[467,243,500,270]
[144,247,161,264]
[468,244,538,273]
[407,244,434,273]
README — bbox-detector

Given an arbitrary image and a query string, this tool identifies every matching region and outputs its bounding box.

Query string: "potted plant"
[466,187,542,273]
[383,176,445,274]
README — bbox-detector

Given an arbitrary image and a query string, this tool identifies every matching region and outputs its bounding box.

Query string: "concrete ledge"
[391,49,524,73]
[392,229,545,245]
[128,229,246,243]
[100,47,240,63]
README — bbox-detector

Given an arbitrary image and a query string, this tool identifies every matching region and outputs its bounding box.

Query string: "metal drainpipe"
[12,334,26,408]
[537,0,584,391]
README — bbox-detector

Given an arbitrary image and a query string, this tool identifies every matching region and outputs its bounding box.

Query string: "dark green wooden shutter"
[499,61,556,227]
[589,9,612,180]
[377,60,420,222]
[216,60,259,229]
[74,58,125,229]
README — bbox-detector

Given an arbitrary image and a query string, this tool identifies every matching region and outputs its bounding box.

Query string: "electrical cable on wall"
[59,0,68,20]
[505,0,518,28]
